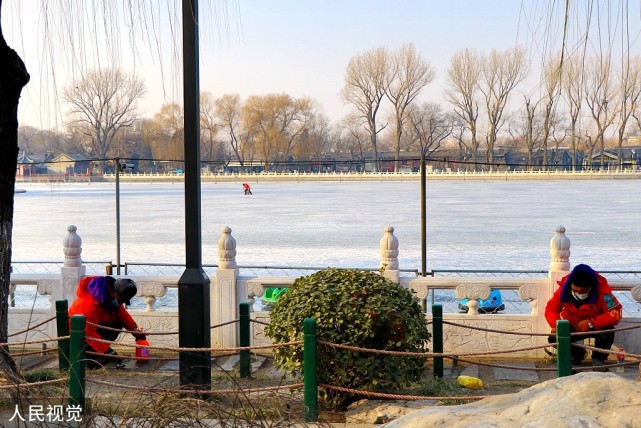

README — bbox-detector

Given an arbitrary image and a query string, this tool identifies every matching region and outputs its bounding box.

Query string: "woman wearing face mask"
[68,275,146,368]
[545,264,622,370]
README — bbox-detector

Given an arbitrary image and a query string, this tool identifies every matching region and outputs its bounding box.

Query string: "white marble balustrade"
[8,225,641,358]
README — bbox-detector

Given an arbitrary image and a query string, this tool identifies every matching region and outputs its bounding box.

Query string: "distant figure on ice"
[243,183,252,195]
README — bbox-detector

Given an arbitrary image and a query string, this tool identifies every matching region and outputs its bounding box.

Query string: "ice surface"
[11,180,641,271]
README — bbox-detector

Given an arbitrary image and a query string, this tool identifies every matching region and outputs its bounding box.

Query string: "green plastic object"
[263,287,288,303]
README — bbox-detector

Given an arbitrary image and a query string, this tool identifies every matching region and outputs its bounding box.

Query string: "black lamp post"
[178,0,211,395]
[420,151,426,277]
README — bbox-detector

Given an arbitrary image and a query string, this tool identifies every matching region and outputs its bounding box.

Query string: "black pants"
[97,322,123,342]
[85,322,124,369]
[548,326,615,362]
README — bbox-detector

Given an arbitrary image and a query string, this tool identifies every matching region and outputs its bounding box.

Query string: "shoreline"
[15,169,641,184]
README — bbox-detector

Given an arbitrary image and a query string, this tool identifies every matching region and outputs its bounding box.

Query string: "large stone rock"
[346,399,438,424]
[384,372,641,428]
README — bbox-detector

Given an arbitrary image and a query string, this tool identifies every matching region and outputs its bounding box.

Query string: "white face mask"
[572,291,589,301]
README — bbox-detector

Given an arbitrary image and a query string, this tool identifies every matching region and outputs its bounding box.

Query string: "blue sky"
[200,1,527,121]
[4,1,636,128]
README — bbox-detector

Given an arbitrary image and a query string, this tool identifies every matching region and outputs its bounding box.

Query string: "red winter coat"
[545,272,622,330]
[68,276,140,353]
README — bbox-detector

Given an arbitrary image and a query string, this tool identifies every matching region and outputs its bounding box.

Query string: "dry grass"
[0,360,333,427]
[0,356,560,427]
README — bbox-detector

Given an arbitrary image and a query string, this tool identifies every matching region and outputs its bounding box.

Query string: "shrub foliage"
[265,268,430,408]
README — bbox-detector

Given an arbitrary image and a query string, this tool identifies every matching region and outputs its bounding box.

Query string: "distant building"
[48,154,91,175]
[223,161,264,174]
[16,152,53,176]
[584,149,639,170]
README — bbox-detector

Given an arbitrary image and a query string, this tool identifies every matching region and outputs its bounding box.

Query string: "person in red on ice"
[545,264,622,370]
[243,182,253,195]
[69,276,146,368]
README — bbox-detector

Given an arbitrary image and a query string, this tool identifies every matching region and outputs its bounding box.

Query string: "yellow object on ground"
[457,375,483,389]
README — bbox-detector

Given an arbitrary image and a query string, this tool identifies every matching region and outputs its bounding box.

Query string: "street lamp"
[177,0,211,396]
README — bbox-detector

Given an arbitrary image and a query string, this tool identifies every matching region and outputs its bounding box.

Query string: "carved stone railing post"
[380,226,399,282]
[455,284,491,315]
[549,225,571,296]
[135,281,167,312]
[540,225,572,355]
[59,225,86,305]
[549,225,571,273]
[212,226,239,347]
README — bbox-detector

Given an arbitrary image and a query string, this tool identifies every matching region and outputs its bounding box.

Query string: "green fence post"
[556,320,572,377]
[69,315,86,412]
[239,302,250,378]
[55,300,70,372]
[432,304,444,378]
[303,318,318,422]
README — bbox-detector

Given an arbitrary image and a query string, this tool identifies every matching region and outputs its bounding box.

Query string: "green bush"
[265,268,430,408]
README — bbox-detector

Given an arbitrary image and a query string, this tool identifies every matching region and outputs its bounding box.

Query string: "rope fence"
[320,383,488,401]
[5,299,640,423]
[2,336,69,347]
[319,340,553,358]
[12,347,59,357]
[8,316,57,337]
[87,378,304,396]
[86,336,303,353]
[0,377,68,390]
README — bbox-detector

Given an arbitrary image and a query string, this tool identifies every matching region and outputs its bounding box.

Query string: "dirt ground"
[4,353,567,425]
[82,356,562,423]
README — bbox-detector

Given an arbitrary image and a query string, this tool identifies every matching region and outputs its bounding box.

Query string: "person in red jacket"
[545,264,622,370]
[69,276,146,368]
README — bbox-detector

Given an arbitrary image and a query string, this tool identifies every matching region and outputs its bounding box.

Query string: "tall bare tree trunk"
[0,0,31,377]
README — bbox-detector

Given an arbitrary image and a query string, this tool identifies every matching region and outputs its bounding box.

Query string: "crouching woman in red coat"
[545,264,622,370]
[69,276,146,368]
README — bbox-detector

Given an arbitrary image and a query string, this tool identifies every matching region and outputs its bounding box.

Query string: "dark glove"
[132,327,146,341]
[133,332,147,341]
[104,348,123,366]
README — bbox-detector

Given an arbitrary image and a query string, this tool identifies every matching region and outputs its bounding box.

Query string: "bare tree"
[62,68,146,171]
[242,94,315,171]
[446,48,481,170]
[561,54,585,171]
[584,56,617,170]
[0,0,30,378]
[583,134,599,167]
[149,103,184,165]
[295,113,334,162]
[406,102,453,159]
[540,54,563,171]
[384,43,435,171]
[215,93,246,164]
[17,125,38,155]
[509,95,542,170]
[200,92,220,162]
[341,46,388,171]
[614,56,641,169]
[450,115,471,171]
[479,47,527,170]
[337,114,369,171]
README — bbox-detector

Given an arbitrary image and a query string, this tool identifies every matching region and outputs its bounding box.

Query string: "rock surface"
[346,399,438,425]
[382,372,641,427]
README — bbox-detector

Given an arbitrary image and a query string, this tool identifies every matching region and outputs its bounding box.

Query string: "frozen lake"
[11,179,641,272]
